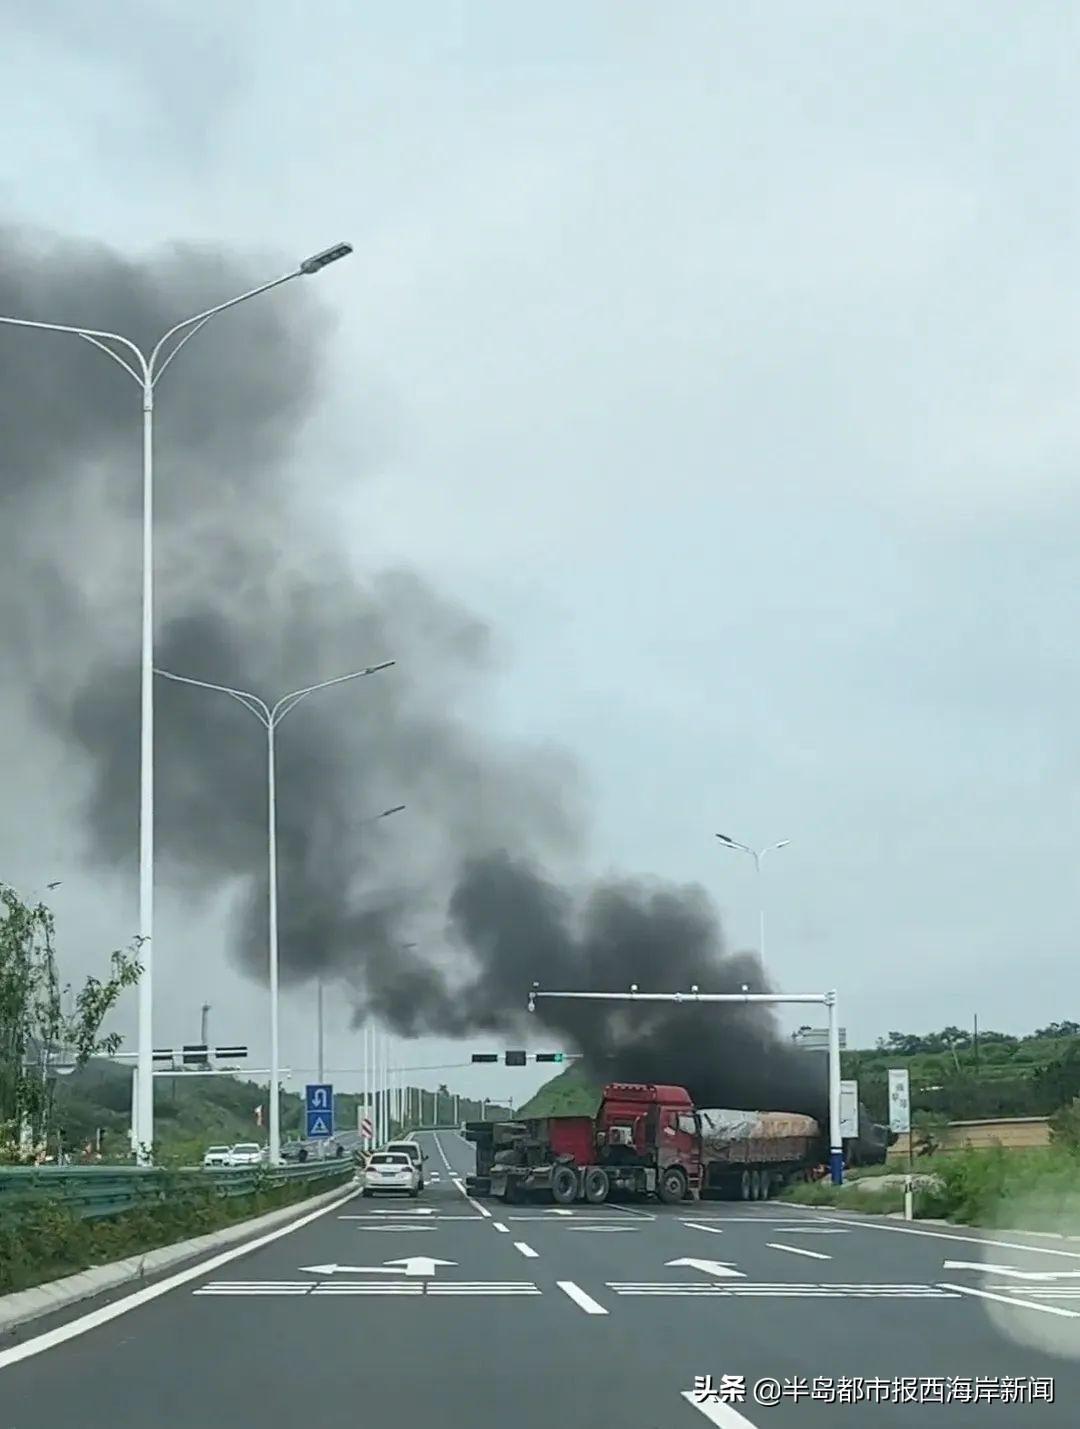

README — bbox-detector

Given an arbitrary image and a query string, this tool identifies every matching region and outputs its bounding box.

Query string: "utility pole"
[200,1003,210,1047]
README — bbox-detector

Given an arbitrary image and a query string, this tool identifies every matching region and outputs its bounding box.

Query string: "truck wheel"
[584,1167,610,1204]
[739,1170,752,1201]
[551,1165,578,1205]
[658,1167,687,1205]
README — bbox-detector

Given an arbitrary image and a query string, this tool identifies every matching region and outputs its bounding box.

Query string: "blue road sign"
[305,1083,334,1138]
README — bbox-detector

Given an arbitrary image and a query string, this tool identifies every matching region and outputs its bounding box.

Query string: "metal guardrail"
[0,1160,354,1223]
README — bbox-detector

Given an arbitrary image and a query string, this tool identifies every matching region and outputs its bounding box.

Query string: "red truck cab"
[597,1082,702,1201]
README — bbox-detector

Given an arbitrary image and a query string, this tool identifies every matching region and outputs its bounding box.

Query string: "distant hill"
[515,1027,1080,1127]
[51,1060,502,1163]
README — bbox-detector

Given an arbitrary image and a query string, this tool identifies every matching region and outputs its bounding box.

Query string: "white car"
[228,1142,264,1167]
[385,1140,427,1189]
[202,1145,231,1168]
[362,1151,420,1197]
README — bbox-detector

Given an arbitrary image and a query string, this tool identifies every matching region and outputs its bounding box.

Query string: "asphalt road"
[4,1131,1080,1426]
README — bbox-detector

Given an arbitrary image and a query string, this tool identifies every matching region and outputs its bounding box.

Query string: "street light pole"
[155,659,394,1164]
[715,834,790,961]
[0,242,353,1163]
[316,805,404,1091]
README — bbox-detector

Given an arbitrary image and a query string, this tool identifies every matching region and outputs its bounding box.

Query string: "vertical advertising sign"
[888,1068,911,1134]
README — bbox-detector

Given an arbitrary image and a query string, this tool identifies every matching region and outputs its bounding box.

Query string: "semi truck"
[464,1081,889,1205]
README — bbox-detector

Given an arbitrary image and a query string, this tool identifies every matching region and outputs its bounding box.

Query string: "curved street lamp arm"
[148,269,301,377]
[0,314,148,383]
[270,660,395,725]
[76,333,146,385]
[150,314,214,388]
[154,667,271,726]
[715,834,754,856]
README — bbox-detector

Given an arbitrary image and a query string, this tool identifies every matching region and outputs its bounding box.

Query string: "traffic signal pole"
[526,982,845,1186]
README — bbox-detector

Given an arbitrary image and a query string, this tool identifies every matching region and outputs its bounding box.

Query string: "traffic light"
[505,1050,527,1067]
[535,1053,565,1063]
[471,1053,498,1063]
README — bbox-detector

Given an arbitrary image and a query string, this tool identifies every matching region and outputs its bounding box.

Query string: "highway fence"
[0,1160,354,1224]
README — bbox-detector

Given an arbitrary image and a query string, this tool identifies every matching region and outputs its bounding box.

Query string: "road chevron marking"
[681,1387,760,1427]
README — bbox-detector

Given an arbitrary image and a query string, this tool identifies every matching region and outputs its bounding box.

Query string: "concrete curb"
[0,1177,358,1334]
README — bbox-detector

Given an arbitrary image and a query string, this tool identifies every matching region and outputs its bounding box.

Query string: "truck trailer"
[465,1081,888,1205]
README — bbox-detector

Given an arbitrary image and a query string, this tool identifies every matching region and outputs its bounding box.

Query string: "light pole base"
[829,1151,844,1185]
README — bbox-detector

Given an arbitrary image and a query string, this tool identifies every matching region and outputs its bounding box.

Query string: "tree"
[0,883,141,1162]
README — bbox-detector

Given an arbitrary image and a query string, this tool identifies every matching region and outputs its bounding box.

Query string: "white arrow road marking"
[767,1242,832,1261]
[300,1257,456,1278]
[681,1388,760,1427]
[940,1283,1080,1318]
[667,1258,745,1279]
[557,1281,609,1315]
[943,1260,1080,1282]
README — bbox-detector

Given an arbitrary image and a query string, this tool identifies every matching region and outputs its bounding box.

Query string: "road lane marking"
[494,1222,510,1233]
[683,1222,724,1235]
[939,1283,1080,1318]
[791,1212,1080,1261]
[514,1242,539,1258]
[450,1175,492,1217]
[431,1132,455,1171]
[681,1388,759,1427]
[767,1242,832,1261]
[0,1183,361,1370]
[612,1283,959,1297]
[566,1225,638,1232]
[557,1280,609,1315]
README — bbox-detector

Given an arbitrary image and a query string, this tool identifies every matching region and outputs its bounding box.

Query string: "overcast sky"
[2,3,1077,1105]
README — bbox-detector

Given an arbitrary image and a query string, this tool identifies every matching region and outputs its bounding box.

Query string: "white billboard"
[839,1079,859,1139]
[888,1068,911,1134]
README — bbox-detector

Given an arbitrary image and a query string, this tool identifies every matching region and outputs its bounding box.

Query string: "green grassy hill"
[516,1026,1080,1127]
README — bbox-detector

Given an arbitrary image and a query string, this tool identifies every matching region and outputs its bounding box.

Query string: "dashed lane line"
[766,1242,832,1261]
[683,1222,724,1235]
[494,1222,510,1233]
[514,1242,539,1258]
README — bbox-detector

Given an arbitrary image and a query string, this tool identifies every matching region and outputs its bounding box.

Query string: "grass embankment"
[0,1165,351,1296]
[783,1146,1080,1232]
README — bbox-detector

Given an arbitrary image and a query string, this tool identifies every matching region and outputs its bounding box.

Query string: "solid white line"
[514,1242,539,1258]
[494,1222,510,1233]
[431,1131,455,1172]
[0,1183,361,1371]
[681,1388,760,1427]
[789,1211,1080,1261]
[938,1283,1080,1319]
[450,1175,492,1218]
[767,1242,832,1261]
[557,1280,609,1315]
[683,1222,725,1235]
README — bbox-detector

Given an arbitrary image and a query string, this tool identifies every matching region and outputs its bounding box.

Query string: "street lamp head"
[300,242,353,275]
[380,804,406,819]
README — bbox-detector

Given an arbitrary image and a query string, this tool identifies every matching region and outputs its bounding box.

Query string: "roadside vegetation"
[0,1162,351,1296]
[783,1103,1080,1233]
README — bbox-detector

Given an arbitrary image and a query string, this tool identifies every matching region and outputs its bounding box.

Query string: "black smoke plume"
[1,226,824,1118]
